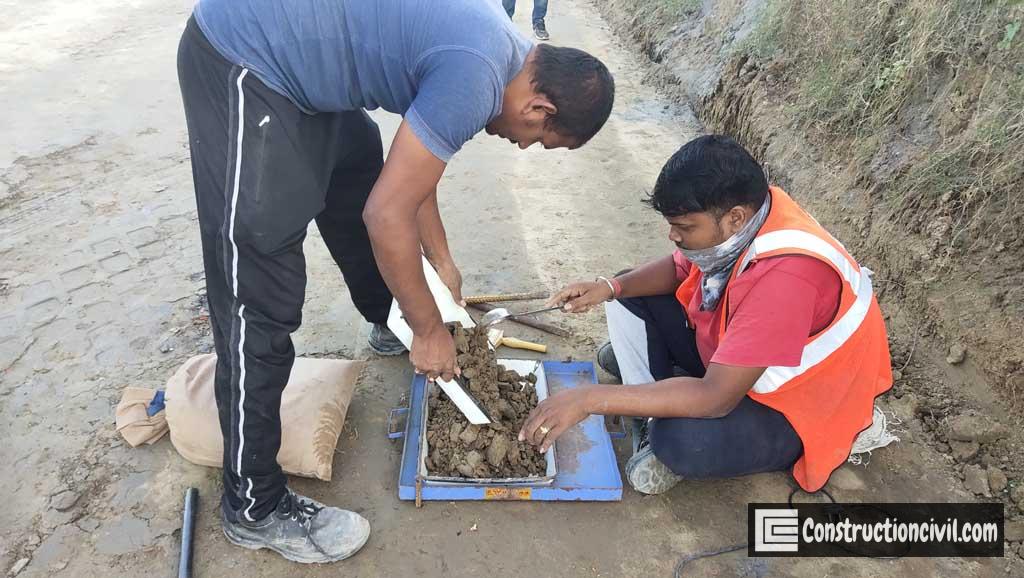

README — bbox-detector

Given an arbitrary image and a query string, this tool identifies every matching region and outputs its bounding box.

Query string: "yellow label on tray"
[484,487,533,500]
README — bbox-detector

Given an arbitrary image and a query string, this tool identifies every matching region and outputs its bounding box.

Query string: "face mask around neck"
[678,196,771,310]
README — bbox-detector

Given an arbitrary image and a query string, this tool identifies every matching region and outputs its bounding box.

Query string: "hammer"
[488,328,547,353]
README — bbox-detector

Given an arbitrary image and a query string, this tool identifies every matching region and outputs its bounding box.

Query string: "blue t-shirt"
[195,0,534,162]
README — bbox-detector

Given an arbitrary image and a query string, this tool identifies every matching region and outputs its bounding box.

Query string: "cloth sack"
[115,387,170,447]
[164,354,363,481]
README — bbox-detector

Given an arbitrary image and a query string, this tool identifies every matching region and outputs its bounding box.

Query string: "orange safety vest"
[675,186,893,491]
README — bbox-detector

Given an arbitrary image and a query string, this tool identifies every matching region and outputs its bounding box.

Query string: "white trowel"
[386,256,492,425]
[435,375,493,425]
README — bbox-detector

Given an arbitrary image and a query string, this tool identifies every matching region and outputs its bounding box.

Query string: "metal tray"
[418,359,557,486]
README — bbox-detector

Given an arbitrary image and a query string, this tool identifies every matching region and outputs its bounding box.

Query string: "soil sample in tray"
[424,324,547,478]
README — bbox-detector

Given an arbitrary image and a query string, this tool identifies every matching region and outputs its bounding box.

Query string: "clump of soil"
[424,324,547,478]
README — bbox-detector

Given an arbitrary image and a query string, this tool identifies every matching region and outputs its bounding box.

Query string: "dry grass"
[746,0,1024,250]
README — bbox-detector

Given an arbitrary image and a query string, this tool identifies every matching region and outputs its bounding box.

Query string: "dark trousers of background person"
[607,295,804,479]
[503,0,549,23]
[177,16,392,523]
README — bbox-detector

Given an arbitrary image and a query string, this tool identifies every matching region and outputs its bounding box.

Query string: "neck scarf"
[678,195,772,311]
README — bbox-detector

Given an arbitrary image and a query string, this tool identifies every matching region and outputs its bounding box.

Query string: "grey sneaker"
[533,19,550,41]
[597,341,620,380]
[625,443,682,496]
[368,323,407,356]
[222,491,370,564]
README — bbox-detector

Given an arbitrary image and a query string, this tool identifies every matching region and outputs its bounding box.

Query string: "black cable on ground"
[669,485,833,576]
[787,484,907,560]
[672,542,748,578]
[672,483,906,576]
[787,485,836,508]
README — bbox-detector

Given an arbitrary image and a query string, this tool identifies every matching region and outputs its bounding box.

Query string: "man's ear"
[523,95,557,118]
[726,205,751,232]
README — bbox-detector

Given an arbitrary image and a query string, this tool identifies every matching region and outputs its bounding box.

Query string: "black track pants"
[177,16,391,522]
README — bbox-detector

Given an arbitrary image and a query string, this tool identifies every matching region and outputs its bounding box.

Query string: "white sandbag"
[164,353,363,481]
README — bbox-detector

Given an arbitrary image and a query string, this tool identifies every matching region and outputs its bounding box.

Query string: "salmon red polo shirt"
[673,250,842,369]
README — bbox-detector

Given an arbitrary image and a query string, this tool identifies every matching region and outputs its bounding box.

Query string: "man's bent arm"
[616,255,680,298]
[586,364,765,418]
[363,120,447,335]
[416,187,452,266]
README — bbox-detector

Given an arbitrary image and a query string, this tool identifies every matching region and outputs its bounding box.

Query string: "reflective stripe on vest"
[738,229,875,394]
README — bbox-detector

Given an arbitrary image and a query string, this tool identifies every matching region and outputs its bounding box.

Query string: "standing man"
[177,0,614,564]
[523,136,892,496]
[504,0,553,41]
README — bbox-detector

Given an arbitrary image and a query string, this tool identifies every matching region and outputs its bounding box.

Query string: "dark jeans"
[617,295,804,479]
[178,16,392,523]
[503,0,548,23]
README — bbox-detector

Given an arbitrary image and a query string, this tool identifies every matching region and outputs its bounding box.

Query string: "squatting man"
[520,135,893,498]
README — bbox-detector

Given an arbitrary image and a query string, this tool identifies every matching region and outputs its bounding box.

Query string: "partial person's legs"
[531,0,551,40]
[178,16,369,562]
[604,294,703,463]
[648,397,803,479]
[603,295,802,493]
[182,14,304,523]
[177,16,242,517]
[317,110,393,325]
[604,295,705,385]
[532,0,549,23]
[317,110,404,355]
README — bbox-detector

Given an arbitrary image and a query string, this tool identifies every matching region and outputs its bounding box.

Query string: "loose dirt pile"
[424,324,547,479]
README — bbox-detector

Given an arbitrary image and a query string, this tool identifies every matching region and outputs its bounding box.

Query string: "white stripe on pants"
[228,67,257,521]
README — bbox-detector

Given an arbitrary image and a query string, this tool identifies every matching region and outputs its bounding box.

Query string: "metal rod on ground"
[469,302,572,338]
[464,291,548,304]
[178,487,198,578]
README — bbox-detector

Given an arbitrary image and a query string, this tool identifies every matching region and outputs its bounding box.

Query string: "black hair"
[646,135,769,217]
[531,44,615,146]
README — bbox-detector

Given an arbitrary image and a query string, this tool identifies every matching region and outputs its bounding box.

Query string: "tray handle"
[387,407,409,440]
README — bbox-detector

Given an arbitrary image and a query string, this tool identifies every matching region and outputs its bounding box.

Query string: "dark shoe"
[597,341,620,380]
[222,491,370,564]
[533,19,550,41]
[368,323,407,356]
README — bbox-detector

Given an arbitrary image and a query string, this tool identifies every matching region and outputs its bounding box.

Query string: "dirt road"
[0,0,1010,576]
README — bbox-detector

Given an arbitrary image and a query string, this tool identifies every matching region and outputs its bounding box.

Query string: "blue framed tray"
[393,361,623,502]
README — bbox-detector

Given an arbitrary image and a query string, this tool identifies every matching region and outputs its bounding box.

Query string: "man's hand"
[546,281,613,313]
[409,324,460,382]
[431,257,465,307]
[518,387,592,452]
